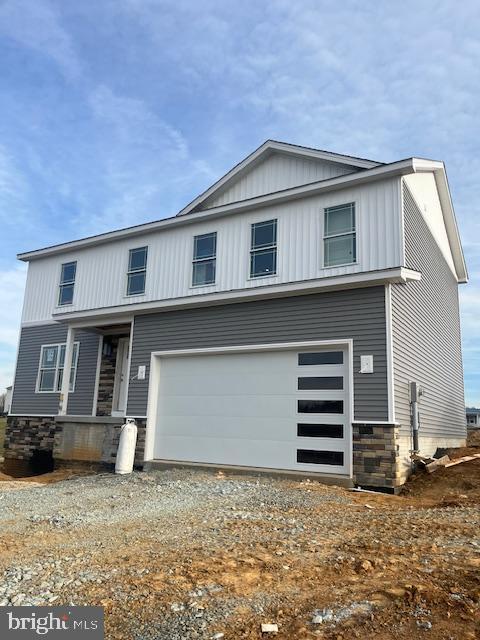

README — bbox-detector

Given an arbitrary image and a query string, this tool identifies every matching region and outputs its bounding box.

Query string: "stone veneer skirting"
[352,423,401,489]
[5,417,404,489]
[3,416,146,475]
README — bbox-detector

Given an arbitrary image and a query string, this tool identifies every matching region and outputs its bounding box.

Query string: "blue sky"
[0,0,478,405]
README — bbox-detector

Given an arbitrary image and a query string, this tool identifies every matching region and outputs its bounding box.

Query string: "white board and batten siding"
[21,177,403,324]
[199,153,359,209]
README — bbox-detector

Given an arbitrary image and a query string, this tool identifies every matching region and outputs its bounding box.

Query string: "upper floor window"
[250,219,277,278]
[58,261,76,306]
[127,247,148,296]
[37,342,79,393]
[192,232,217,286]
[324,203,356,267]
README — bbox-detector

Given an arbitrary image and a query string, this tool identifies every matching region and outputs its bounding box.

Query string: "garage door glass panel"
[297,424,344,438]
[296,449,344,465]
[297,376,343,390]
[298,352,343,365]
[298,400,344,414]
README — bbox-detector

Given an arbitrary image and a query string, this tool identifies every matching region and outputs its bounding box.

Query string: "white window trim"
[126,246,148,297]
[249,218,278,279]
[323,203,357,269]
[57,261,77,307]
[35,341,80,394]
[191,232,217,287]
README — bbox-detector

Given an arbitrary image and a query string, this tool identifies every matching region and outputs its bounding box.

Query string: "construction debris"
[426,455,450,473]
[444,453,480,468]
[261,623,278,633]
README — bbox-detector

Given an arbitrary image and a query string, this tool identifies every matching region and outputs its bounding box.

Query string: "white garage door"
[154,346,350,475]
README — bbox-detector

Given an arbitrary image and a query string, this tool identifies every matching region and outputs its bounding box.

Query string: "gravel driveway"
[1,467,479,639]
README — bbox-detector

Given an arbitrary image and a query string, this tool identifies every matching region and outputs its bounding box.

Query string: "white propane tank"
[115,418,138,474]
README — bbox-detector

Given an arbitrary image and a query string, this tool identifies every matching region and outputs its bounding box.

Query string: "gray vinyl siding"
[391,183,465,438]
[67,331,101,416]
[127,287,388,421]
[10,324,100,416]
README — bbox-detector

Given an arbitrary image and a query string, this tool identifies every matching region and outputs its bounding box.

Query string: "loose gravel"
[1,467,479,639]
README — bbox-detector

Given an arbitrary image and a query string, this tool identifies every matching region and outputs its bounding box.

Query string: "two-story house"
[5,140,467,490]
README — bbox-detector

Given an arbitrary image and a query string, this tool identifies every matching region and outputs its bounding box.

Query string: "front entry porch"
[0,320,144,476]
[59,322,133,419]
[94,331,131,418]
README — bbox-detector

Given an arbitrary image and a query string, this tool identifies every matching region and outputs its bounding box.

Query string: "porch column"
[59,326,75,416]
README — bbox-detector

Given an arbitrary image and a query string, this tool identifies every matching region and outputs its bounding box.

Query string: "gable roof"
[176,140,383,217]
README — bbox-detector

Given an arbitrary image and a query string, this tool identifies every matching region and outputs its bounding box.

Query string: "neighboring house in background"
[5,140,468,490]
[466,408,480,428]
[3,386,12,415]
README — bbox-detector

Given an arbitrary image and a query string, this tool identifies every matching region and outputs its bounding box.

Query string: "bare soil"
[0,453,479,640]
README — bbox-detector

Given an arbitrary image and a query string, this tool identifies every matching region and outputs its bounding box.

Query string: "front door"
[112,337,130,416]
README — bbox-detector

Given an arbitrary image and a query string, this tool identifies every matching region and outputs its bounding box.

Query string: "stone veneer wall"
[3,416,146,474]
[96,337,119,416]
[3,417,61,470]
[352,423,401,489]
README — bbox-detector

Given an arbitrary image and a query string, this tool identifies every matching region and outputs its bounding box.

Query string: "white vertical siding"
[200,153,358,209]
[21,177,402,324]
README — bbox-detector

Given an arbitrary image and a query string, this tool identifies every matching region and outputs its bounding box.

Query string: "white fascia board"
[47,267,418,325]
[18,159,415,262]
[266,141,381,168]
[434,172,468,283]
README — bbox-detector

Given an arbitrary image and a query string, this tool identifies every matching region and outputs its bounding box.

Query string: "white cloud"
[68,85,215,233]
[0,265,26,345]
[0,264,27,391]
[0,0,478,405]
[0,0,81,79]
[0,145,33,229]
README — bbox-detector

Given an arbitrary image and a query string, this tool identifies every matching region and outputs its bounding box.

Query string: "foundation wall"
[396,433,467,485]
[3,416,146,475]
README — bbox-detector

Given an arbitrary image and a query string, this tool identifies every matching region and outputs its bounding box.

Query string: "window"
[298,352,343,365]
[324,203,356,267]
[37,342,79,393]
[250,219,277,278]
[192,232,217,286]
[127,247,148,296]
[58,261,76,306]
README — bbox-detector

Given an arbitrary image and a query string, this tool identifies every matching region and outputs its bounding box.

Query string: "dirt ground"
[0,416,5,456]
[0,447,479,639]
